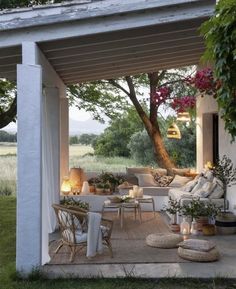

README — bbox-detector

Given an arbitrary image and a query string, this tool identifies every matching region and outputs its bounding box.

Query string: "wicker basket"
[146,233,183,248]
[178,247,220,262]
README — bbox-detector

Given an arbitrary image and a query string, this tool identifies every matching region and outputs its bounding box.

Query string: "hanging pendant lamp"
[167,123,181,139]
[176,112,191,122]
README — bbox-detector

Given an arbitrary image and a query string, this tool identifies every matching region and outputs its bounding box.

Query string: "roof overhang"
[0,0,216,84]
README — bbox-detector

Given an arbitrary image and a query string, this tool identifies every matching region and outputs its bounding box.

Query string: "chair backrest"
[52,204,88,244]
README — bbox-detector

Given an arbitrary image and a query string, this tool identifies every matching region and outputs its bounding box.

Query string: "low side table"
[136,195,155,220]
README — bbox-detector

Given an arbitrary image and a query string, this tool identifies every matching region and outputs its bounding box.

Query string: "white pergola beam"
[56,48,204,76]
[64,59,199,84]
[0,0,215,48]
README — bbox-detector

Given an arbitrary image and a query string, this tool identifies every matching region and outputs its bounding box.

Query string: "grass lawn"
[1,197,236,288]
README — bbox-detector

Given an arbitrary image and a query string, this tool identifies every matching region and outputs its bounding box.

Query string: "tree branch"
[107,79,130,96]
[0,95,17,129]
[125,76,153,132]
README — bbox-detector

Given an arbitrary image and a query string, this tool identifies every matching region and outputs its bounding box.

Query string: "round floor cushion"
[146,233,183,248]
[178,247,220,262]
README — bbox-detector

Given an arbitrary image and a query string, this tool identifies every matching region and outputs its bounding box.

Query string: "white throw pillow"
[169,175,192,188]
[191,176,208,194]
[204,170,214,182]
[135,173,158,187]
[183,178,199,192]
[209,177,224,199]
[193,181,216,198]
[178,239,216,252]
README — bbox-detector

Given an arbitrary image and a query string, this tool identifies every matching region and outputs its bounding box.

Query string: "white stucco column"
[60,98,69,184]
[17,43,42,273]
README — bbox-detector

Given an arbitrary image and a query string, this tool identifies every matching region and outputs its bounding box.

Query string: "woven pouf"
[178,247,220,262]
[146,233,183,248]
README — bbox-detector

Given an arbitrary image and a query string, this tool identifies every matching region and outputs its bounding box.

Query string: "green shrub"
[0,180,15,196]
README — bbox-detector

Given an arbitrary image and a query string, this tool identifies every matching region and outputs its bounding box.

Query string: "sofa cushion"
[193,181,216,198]
[178,239,216,252]
[182,177,199,192]
[169,175,192,188]
[209,178,224,199]
[168,188,193,200]
[171,168,190,176]
[151,168,167,176]
[126,167,151,175]
[191,176,208,194]
[135,173,158,187]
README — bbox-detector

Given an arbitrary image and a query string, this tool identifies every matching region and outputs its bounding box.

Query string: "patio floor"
[45,211,236,278]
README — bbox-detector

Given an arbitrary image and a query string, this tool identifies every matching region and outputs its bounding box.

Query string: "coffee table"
[102,199,141,228]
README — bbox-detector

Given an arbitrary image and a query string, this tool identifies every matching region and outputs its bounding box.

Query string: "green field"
[0,143,139,195]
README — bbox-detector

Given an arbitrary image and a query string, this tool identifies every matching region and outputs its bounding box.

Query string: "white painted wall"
[196,94,217,172]
[219,120,236,213]
[197,94,236,213]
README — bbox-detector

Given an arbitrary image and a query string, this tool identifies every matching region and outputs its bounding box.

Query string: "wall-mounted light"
[167,123,181,139]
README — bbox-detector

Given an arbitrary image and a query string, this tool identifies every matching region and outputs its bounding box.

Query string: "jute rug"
[49,211,188,264]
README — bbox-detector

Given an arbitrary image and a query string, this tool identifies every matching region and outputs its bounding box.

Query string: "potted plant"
[180,198,204,235]
[60,197,89,212]
[201,203,220,236]
[164,199,181,232]
[95,183,104,195]
[98,171,124,192]
[211,155,236,234]
[103,182,111,195]
[88,177,99,193]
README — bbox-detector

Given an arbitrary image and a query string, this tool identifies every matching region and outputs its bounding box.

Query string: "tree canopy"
[201,0,236,140]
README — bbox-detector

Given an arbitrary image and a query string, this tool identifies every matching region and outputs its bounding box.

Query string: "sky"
[4,105,94,132]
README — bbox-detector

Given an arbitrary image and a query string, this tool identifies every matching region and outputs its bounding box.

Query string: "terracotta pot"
[196,216,209,231]
[95,188,104,195]
[104,188,111,195]
[202,224,216,236]
[170,224,180,233]
[89,185,96,193]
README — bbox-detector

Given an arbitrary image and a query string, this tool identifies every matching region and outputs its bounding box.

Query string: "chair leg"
[105,239,113,258]
[54,240,63,254]
[69,245,77,262]
[152,199,156,218]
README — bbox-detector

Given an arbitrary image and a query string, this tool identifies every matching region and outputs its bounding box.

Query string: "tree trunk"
[125,75,175,169]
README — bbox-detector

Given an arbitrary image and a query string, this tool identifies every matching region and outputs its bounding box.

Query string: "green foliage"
[60,197,89,211]
[211,155,236,211]
[128,121,196,168]
[0,0,63,10]
[78,133,97,146]
[164,121,196,168]
[69,135,79,145]
[180,198,220,219]
[201,0,236,140]
[164,199,181,215]
[128,130,155,165]
[93,108,143,157]
[68,81,130,122]
[0,130,17,142]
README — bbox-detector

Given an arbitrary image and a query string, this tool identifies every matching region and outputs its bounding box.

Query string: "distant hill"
[3,118,108,136]
[69,118,108,135]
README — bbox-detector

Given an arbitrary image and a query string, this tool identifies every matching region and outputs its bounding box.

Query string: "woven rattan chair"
[52,204,113,261]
